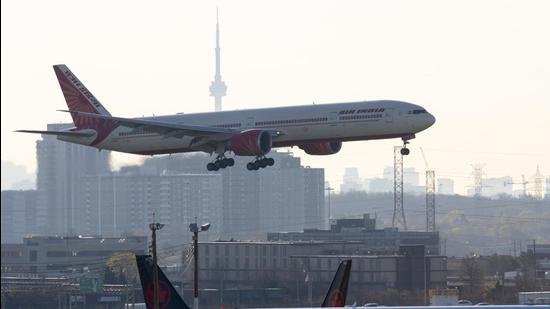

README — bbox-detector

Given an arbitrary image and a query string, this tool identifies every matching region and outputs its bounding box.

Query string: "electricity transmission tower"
[393,146,407,231]
[420,148,435,232]
[471,164,486,197]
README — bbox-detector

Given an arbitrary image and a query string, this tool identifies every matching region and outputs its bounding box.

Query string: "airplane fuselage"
[71,100,435,155]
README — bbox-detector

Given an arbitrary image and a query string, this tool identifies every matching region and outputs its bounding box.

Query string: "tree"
[105,251,138,284]
[460,254,485,302]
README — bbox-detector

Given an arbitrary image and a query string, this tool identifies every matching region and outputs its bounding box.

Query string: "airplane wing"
[15,129,95,137]
[59,110,235,139]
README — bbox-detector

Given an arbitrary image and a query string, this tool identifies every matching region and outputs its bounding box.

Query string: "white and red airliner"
[18,65,436,171]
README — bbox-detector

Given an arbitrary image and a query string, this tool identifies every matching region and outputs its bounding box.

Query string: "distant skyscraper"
[36,123,111,235]
[1,190,37,243]
[437,178,455,195]
[209,10,227,111]
[340,167,363,192]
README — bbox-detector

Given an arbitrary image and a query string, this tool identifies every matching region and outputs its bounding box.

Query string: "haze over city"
[3,1,550,307]
[2,0,549,194]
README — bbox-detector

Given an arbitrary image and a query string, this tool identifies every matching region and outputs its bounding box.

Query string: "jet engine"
[229,129,272,156]
[298,141,342,155]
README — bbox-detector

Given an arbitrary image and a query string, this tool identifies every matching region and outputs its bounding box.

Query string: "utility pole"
[325,187,334,227]
[149,220,164,309]
[190,220,211,309]
[533,239,537,290]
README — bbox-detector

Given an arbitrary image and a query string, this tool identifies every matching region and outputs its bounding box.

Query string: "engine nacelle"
[229,129,272,156]
[298,141,342,155]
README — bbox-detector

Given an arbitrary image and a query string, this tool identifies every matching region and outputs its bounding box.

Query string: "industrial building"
[268,214,440,255]
[1,235,147,276]
[192,241,446,306]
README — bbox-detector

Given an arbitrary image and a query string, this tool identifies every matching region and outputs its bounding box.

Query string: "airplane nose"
[427,113,436,127]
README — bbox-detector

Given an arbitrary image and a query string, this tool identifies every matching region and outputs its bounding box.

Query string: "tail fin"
[53,65,117,145]
[53,64,111,122]
[136,255,190,309]
[322,259,352,307]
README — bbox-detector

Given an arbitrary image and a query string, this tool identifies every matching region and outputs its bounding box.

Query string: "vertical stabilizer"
[321,259,352,307]
[136,255,190,309]
[53,65,117,145]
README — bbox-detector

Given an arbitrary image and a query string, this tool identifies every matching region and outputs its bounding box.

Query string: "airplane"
[135,254,352,309]
[353,304,550,309]
[17,65,436,171]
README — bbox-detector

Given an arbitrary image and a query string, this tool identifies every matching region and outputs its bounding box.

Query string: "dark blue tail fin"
[136,255,190,309]
[321,259,352,307]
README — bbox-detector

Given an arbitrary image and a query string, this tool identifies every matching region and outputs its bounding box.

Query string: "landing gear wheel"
[259,159,268,168]
[207,162,216,171]
[227,158,235,167]
[400,148,410,155]
[266,158,275,166]
[219,159,228,169]
[247,162,255,171]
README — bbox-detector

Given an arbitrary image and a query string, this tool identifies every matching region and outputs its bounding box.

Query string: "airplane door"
[246,116,255,128]
[384,109,393,123]
[329,111,338,126]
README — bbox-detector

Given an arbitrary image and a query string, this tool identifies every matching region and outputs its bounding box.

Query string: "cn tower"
[209,9,227,111]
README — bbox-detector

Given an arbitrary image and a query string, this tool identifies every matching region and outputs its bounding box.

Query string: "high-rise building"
[122,151,326,240]
[78,173,223,245]
[36,123,111,236]
[1,190,37,243]
[437,178,455,195]
[340,167,363,192]
[303,167,325,229]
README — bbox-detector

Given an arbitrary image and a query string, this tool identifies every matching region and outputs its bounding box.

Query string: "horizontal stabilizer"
[15,129,95,137]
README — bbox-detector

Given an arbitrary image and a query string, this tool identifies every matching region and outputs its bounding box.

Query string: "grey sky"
[2,0,549,194]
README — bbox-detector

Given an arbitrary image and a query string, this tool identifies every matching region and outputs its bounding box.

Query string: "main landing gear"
[206,156,235,171]
[246,156,275,171]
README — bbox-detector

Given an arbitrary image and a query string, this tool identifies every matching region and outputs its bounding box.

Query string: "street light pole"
[190,221,210,309]
[149,221,164,309]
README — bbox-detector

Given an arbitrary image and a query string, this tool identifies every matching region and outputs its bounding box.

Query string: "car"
[458,300,473,306]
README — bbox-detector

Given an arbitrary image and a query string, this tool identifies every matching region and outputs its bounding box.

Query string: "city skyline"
[2,1,549,195]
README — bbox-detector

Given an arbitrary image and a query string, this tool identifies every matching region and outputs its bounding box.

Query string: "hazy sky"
[2,0,549,194]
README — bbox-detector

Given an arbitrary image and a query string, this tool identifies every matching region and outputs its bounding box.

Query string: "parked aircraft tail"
[321,259,352,307]
[135,255,190,309]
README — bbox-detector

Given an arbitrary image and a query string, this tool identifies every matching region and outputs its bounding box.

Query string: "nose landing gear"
[400,136,412,155]
[246,156,275,171]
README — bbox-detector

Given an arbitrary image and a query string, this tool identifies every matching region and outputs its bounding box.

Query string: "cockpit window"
[408,109,427,115]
